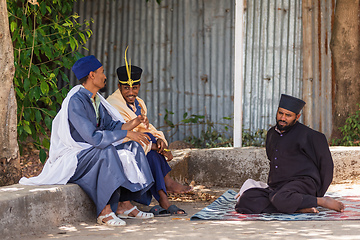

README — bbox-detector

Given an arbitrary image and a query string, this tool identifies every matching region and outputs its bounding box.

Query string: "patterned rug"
[190,189,360,221]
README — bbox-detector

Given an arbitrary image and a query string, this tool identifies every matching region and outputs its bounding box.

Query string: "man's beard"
[99,80,107,93]
[276,118,297,132]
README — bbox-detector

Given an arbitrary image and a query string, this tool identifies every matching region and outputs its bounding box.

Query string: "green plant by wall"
[8,0,92,162]
[146,0,162,3]
[163,110,233,148]
[163,110,266,148]
[242,129,267,147]
[332,103,360,146]
[184,127,266,148]
[184,121,234,148]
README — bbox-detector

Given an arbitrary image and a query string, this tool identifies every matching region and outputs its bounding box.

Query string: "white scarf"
[19,85,145,185]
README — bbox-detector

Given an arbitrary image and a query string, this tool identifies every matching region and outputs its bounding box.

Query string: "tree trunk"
[0,0,21,186]
[330,0,360,139]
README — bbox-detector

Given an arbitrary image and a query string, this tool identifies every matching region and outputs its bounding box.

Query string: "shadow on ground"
[23,183,360,240]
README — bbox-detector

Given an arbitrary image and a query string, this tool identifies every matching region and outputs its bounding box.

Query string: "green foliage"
[184,120,234,149]
[163,109,233,148]
[163,110,267,148]
[185,128,233,148]
[242,129,267,147]
[332,104,360,146]
[8,0,92,162]
[146,0,162,4]
[164,109,175,128]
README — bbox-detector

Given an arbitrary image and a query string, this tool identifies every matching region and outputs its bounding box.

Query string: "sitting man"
[235,94,345,214]
[107,57,191,216]
[20,55,155,226]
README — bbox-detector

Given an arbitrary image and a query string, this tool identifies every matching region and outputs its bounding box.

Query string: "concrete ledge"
[0,184,95,239]
[330,147,360,182]
[169,146,360,188]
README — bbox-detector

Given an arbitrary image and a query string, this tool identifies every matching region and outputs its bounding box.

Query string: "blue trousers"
[135,133,172,205]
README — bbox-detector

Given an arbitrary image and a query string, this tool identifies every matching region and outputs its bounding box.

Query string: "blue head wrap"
[71,55,102,80]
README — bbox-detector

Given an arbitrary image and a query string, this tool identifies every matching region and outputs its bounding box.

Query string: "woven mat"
[190,189,360,221]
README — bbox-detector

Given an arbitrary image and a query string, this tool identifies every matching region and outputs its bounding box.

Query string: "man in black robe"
[235,94,344,214]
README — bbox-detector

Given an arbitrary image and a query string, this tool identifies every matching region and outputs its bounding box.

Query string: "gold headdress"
[118,46,141,87]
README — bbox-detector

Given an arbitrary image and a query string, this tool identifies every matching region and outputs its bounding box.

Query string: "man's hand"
[156,138,166,153]
[162,150,173,161]
[121,114,149,131]
[126,131,151,145]
[156,139,173,161]
[137,114,149,129]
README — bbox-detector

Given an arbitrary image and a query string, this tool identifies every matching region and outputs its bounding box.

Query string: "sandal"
[117,206,154,219]
[149,205,171,217]
[97,212,126,226]
[167,205,188,216]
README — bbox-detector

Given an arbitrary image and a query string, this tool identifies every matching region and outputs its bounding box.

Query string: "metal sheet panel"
[242,0,304,134]
[68,0,334,143]
[242,0,334,139]
[71,0,235,142]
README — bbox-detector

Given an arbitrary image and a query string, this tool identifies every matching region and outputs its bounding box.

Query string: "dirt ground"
[19,142,45,179]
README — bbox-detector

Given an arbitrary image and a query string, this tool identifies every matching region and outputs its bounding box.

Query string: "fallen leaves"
[168,185,219,203]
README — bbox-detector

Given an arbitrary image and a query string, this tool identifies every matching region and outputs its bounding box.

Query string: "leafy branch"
[8,0,93,162]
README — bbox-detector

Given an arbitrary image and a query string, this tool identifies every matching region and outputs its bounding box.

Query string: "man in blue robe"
[107,61,191,216]
[69,55,159,225]
[20,55,155,227]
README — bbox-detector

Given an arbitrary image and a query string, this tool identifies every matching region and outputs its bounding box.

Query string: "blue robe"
[67,88,154,216]
[130,99,172,205]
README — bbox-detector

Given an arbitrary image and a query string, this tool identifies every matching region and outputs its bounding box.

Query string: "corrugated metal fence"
[71,0,235,142]
[69,0,334,142]
[242,0,304,134]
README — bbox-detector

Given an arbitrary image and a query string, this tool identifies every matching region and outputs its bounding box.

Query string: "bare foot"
[317,196,345,212]
[165,175,193,194]
[99,205,116,222]
[296,207,319,213]
[116,201,139,217]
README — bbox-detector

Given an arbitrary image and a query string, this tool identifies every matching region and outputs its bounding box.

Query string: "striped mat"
[190,189,360,221]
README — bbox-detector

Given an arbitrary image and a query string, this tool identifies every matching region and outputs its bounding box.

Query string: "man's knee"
[235,190,254,213]
[270,192,288,213]
[124,141,147,159]
[270,190,302,213]
[235,188,271,214]
[94,145,120,167]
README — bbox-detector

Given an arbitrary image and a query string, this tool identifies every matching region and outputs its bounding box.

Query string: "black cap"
[278,94,306,114]
[116,65,142,87]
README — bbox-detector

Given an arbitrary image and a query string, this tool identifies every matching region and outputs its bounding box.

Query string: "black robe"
[235,122,333,213]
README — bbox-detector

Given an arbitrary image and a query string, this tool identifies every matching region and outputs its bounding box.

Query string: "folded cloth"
[235,179,268,202]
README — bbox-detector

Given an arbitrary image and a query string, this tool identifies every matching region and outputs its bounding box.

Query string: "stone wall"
[169,146,360,188]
